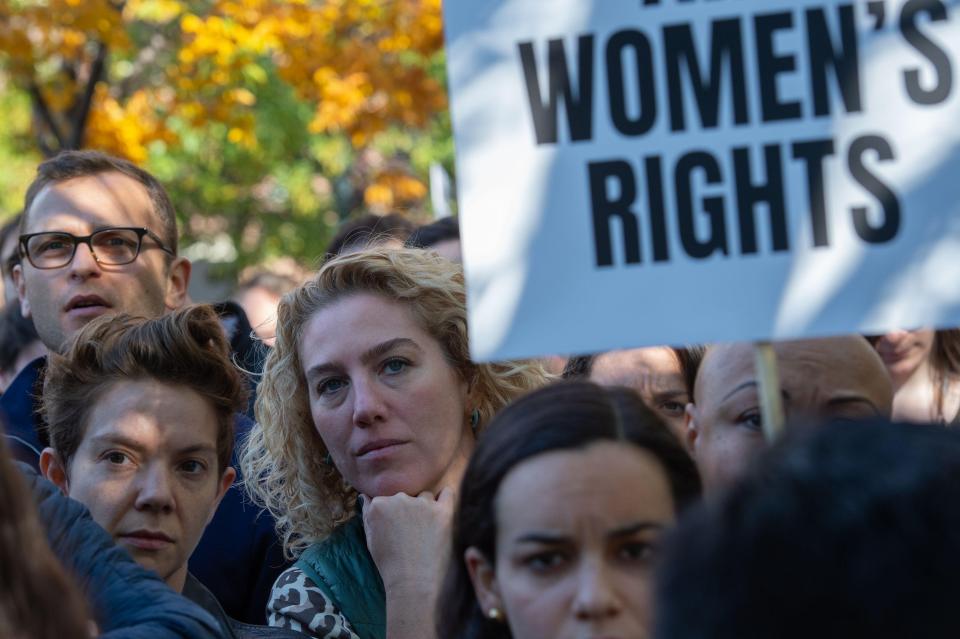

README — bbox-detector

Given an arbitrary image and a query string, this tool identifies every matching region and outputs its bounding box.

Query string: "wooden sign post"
[754,342,785,443]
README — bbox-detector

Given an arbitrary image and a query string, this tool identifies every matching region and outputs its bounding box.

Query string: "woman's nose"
[571,559,622,621]
[133,464,175,513]
[351,376,389,426]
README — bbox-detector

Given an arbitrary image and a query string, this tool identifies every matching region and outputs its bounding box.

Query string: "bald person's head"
[686,336,893,491]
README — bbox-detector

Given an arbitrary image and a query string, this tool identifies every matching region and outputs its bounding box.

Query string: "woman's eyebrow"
[515,532,570,545]
[305,338,423,381]
[722,381,791,404]
[360,337,422,365]
[826,395,880,413]
[608,522,664,539]
[721,380,757,402]
[651,389,688,402]
[305,361,342,382]
[175,443,218,458]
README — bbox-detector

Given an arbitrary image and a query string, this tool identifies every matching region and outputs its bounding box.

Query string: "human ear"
[164,257,192,310]
[13,264,31,319]
[685,402,700,455]
[206,466,236,526]
[39,447,69,495]
[465,546,504,621]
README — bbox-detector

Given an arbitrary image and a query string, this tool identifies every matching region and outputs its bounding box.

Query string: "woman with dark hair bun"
[438,381,701,639]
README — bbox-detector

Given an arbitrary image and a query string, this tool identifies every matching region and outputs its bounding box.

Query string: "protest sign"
[444,0,960,361]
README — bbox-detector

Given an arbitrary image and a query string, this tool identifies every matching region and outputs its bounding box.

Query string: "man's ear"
[685,402,700,455]
[164,257,191,311]
[465,546,504,621]
[39,447,69,495]
[13,263,31,319]
[205,466,235,526]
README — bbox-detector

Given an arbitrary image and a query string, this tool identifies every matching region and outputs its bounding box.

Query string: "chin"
[363,473,432,497]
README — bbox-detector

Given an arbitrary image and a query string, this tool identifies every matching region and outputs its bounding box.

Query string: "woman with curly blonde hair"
[242,248,550,639]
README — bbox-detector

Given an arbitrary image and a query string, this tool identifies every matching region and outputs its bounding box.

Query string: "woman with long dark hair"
[438,381,701,639]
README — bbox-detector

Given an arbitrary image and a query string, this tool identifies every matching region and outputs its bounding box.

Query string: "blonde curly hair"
[241,248,551,559]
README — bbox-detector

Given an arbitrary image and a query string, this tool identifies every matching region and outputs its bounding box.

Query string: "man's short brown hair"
[22,150,178,255]
[42,305,247,474]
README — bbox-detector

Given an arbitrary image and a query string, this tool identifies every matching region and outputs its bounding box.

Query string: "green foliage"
[0,84,42,218]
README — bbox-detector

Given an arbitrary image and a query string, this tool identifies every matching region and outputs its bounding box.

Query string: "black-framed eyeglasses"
[19,227,175,270]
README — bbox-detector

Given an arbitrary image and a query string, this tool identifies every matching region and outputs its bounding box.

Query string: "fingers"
[437,486,456,507]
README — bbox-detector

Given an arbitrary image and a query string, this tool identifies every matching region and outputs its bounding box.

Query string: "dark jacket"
[295,516,386,639]
[183,574,308,639]
[0,357,289,624]
[20,463,224,638]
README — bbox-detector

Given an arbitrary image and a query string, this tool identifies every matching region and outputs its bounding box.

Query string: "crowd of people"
[2,148,960,639]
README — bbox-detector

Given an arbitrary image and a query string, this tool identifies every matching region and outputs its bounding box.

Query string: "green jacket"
[294,516,386,639]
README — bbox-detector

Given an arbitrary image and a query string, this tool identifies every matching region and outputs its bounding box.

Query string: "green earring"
[470,409,480,431]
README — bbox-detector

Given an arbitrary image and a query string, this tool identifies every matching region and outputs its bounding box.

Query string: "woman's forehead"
[299,294,439,365]
[495,444,674,535]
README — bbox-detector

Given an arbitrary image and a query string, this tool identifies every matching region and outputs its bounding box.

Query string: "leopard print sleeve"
[267,565,361,639]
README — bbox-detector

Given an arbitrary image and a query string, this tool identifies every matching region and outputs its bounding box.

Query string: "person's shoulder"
[0,356,46,464]
[270,564,324,605]
[268,565,359,639]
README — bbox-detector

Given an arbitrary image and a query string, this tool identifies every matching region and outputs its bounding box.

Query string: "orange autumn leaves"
[0,0,445,207]
[175,0,446,146]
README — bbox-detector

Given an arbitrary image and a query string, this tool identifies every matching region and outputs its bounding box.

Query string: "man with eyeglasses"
[14,156,190,353]
[2,150,287,626]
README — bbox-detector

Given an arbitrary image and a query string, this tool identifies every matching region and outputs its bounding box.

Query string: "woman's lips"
[118,531,174,551]
[878,349,909,364]
[355,439,408,459]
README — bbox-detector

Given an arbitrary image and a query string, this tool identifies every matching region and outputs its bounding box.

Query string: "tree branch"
[69,41,108,150]
[29,81,67,153]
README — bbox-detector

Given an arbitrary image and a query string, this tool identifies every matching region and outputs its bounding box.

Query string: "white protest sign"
[444,0,960,361]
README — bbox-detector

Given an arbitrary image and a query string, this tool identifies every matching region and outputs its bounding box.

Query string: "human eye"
[737,409,763,431]
[381,357,410,375]
[522,550,569,573]
[657,399,687,417]
[617,540,657,564]
[102,450,131,466]
[178,459,208,475]
[35,235,72,253]
[97,231,137,248]
[317,377,348,396]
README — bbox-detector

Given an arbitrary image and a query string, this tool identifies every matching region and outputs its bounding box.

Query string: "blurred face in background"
[467,442,674,639]
[1,226,20,307]
[235,284,281,347]
[687,337,893,491]
[872,329,935,387]
[590,347,689,440]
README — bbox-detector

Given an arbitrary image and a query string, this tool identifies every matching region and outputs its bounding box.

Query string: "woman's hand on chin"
[361,488,455,591]
[362,489,455,639]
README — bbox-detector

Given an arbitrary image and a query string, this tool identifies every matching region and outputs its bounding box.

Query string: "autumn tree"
[0,0,452,275]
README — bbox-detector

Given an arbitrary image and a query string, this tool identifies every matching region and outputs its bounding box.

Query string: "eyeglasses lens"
[26,229,141,268]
